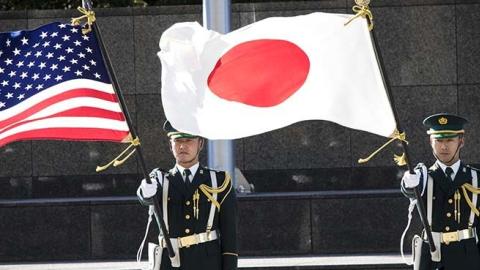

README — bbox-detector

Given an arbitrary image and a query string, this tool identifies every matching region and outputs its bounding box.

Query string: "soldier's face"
[170,137,203,167]
[430,136,464,165]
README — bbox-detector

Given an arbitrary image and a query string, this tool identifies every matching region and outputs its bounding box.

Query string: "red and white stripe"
[0,79,130,147]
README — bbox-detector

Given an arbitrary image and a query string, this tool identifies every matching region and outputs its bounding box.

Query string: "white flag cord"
[137,205,154,264]
[400,163,428,265]
[400,198,417,265]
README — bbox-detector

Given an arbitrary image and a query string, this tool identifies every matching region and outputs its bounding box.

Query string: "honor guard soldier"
[401,113,480,270]
[137,120,238,270]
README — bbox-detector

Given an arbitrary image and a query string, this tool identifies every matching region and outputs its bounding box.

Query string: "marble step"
[0,254,411,270]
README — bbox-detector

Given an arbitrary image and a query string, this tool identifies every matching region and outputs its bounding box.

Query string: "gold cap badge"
[438,117,448,125]
[355,0,370,5]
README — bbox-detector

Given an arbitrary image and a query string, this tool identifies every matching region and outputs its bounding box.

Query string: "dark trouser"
[440,238,480,270]
[160,240,222,270]
[418,238,480,270]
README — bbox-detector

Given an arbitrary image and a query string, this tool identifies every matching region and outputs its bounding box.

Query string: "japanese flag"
[158,12,396,140]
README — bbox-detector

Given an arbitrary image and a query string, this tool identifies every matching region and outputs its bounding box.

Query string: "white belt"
[160,230,218,249]
[432,228,476,244]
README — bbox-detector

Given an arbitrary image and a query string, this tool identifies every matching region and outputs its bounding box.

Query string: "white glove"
[140,179,158,198]
[402,170,421,188]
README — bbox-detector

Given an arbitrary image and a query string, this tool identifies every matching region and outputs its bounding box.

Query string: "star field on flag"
[0,22,129,147]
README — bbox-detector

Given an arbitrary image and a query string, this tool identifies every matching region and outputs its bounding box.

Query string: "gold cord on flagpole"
[113,148,136,167]
[358,129,408,164]
[344,0,374,31]
[96,137,141,172]
[71,7,96,35]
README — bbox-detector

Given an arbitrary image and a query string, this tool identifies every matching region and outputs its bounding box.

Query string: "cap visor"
[430,133,460,139]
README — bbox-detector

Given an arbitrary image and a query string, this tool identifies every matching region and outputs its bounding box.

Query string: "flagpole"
[81,0,175,258]
[202,0,236,187]
[368,22,436,253]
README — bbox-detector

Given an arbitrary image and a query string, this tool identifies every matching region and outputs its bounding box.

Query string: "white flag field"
[158,12,396,140]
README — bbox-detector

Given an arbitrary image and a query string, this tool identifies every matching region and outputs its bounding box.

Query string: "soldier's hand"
[140,179,158,198]
[402,170,420,188]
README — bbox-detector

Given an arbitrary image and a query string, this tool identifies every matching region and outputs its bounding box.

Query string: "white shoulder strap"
[207,171,218,231]
[427,175,434,226]
[162,173,170,233]
[469,169,478,226]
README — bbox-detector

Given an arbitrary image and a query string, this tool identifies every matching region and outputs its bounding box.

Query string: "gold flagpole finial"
[71,7,96,35]
[344,0,374,31]
[96,137,141,172]
[358,129,408,165]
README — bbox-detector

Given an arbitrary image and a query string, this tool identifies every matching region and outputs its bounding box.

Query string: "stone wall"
[1,1,479,196]
[0,0,479,262]
[0,191,420,261]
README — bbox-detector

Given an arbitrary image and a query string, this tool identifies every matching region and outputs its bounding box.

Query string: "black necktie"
[184,169,192,189]
[445,167,454,182]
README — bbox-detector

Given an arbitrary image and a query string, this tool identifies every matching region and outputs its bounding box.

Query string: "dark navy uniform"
[402,113,480,270]
[139,165,237,270]
[403,163,480,269]
[138,120,237,270]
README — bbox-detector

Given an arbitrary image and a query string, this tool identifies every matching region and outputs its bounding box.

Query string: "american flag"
[0,22,130,147]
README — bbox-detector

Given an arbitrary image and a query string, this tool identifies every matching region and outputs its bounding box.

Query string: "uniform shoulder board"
[465,164,480,172]
[203,166,216,172]
[202,166,229,181]
[206,167,225,174]
[428,164,438,172]
[203,167,227,180]
[204,166,225,175]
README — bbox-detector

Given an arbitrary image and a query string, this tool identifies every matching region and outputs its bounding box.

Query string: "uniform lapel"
[168,168,188,196]
[186,166,209,198]
[453,162,471,189]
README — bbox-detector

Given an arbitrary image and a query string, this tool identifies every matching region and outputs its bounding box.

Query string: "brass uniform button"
[185,228,190,234]
[446,213,452,218]
[445,226,450,232]
[185,214,190,220]
[186,201,191,206]
[448,199,453,204]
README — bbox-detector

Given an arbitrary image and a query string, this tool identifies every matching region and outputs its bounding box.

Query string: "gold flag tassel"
[71,6,96,35]
[344,0,374,31]
[393,153,407,166]
[358,129,408,165]
[96,137,140,172]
